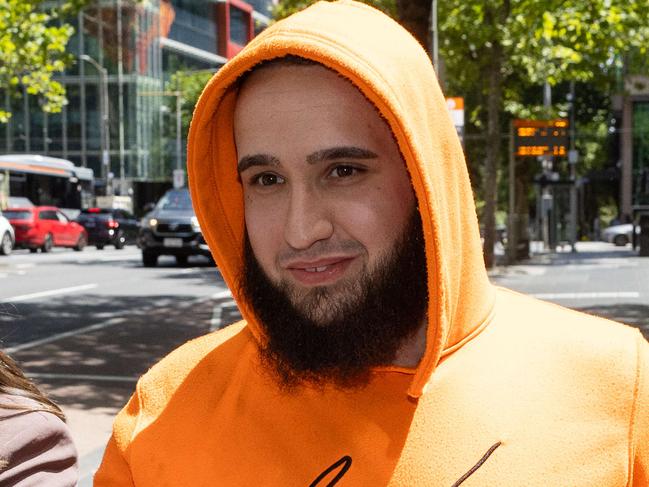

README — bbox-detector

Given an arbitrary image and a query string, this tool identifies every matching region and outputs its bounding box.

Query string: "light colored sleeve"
[631,332,649,486]
[0,409,78,487]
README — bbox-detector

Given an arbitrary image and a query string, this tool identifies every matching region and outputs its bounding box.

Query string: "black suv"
[138,188,211,267]
[76,208,140,249]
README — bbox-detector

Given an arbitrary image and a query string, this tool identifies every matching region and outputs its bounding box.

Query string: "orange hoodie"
[95,1,649,485]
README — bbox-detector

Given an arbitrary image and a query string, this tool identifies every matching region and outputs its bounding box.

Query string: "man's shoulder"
[494,287,646,376]
[137,320,254,401]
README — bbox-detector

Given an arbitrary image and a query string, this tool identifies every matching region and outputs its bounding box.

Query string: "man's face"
[234,65,417,322]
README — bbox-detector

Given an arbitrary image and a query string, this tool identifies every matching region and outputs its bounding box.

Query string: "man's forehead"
[235,62,352,106]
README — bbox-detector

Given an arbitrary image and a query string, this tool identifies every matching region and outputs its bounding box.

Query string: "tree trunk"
[396,0,431,50]
[482,43,504,268]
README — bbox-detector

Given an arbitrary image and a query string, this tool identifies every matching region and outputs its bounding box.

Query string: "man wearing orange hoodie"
[95,1,649,485]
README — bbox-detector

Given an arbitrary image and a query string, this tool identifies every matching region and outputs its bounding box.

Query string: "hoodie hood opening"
[187,0,495,398]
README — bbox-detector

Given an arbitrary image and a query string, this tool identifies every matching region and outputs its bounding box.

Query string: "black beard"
[240,209,428,390]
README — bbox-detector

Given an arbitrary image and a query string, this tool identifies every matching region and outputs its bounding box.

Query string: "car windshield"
[78,213,112,221]
[78,210,112,221]
[3,210,32,220]
[157,190,193,211]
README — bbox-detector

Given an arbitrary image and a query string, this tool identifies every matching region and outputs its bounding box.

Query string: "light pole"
[142,90,183,173]
[568,81,578,253]
[429,0,439,74]
[80,54,111,195]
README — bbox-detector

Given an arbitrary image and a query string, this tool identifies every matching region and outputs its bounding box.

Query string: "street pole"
[176,94,182,171]
[542,81,553,251]
[568,80,578,252]
[507,120,516,263]
[117,0,126,195]
[430,0,439,74]
[140,90,184,181]
[80,54,111,195]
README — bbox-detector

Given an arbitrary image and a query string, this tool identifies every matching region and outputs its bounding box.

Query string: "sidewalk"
[22,296,221,485]
[490,240,639,277]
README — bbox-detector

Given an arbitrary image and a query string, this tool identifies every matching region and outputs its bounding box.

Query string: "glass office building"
[1,0,271,205]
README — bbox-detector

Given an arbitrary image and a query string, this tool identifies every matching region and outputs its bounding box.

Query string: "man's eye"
[251,173,284,186]
[330,165,358,178]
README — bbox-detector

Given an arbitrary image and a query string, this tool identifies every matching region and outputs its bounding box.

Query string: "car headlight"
[191,216,201,232]
[141,217,157,228]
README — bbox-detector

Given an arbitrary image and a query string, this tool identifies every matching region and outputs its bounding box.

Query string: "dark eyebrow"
[306,146,378,165]
[237,154,280,174]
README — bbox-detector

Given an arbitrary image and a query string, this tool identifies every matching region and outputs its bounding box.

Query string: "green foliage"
[167,70,215,136]
[0,0,81,122]
[273,0,397,22]
[443,0,649,127]
[438,0,649,264]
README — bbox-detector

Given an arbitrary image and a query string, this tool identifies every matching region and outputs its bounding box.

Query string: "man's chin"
[284,282,363,325]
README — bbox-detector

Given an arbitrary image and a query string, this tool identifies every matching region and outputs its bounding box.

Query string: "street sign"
[173,169,185,189]
[514,119,568,157]
[446,97,464,142]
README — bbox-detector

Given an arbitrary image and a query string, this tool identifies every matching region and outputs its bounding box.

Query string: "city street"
[0,241,647,484]
[0,246,241,485]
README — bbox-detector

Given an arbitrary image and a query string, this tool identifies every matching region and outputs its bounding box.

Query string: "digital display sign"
[514,119,568,157]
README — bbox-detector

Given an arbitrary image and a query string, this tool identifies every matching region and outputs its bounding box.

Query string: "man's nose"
[283,187,334,250]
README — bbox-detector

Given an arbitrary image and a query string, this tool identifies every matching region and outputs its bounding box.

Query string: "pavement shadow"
[577,303,649,340]
[0,293,225,412]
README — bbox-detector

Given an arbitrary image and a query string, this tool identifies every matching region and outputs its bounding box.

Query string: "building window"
[217,0,253,59]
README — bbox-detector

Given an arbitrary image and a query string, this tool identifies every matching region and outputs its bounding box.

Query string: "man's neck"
[393,320,427,368]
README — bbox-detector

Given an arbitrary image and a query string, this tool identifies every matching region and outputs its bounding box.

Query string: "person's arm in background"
[0,406,78,486]
[632,333,649,486]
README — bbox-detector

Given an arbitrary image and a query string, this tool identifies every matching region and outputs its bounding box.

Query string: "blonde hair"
[0,350,65,421]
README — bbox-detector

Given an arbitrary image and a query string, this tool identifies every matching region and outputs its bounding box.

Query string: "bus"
[0,154,94,216]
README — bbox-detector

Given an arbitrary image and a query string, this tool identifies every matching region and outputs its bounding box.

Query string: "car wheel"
[613,234,629,246]
[114,231,126,250]
[142,249,158,267]
[175,255,188,266]
[41,234,53,253]
[74,234,87,251]
[96,244,105,250]
[0,232,12,256]
[29,248,38,253]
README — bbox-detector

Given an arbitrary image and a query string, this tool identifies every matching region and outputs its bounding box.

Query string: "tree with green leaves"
[440,1,649,267]
[167,70,215,138]
[0,0,85,122]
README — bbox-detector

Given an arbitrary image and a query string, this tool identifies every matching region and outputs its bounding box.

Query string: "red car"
[4,206,87,252]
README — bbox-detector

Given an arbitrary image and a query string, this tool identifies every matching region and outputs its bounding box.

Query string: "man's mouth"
[303,265,330,273]
[285,257,356,285]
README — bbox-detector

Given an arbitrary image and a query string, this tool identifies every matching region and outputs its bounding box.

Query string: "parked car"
[601,223,639,246]
[0,210,15,256]
[76,208,140,249]
[4,206,87,252]
[138,188,211,267]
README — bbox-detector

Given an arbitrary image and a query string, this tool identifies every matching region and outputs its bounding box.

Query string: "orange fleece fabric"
[95,1,649,485]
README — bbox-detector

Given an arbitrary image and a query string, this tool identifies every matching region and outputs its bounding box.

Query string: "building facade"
[1,0,272,209]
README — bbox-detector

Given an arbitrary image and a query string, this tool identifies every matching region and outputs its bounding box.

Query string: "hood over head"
[187,0,495,398]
